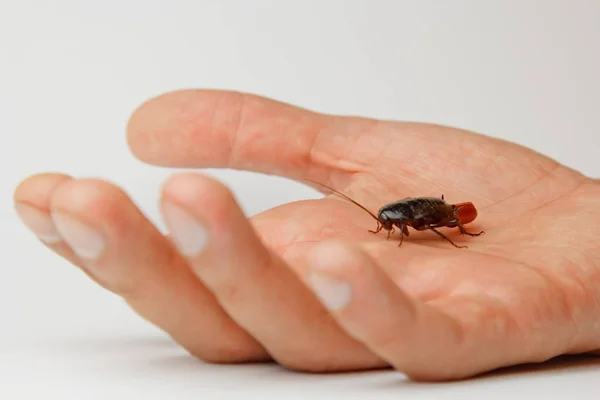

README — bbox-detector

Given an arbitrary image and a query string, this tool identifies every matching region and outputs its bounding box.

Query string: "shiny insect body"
[307,180,484,248]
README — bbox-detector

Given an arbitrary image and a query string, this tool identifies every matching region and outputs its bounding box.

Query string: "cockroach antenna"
[303,179,380,222]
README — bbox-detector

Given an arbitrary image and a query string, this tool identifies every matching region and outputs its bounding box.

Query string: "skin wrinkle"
[439,139,544,205]
[474,137,555,180]
[339,148,374,175]
[527,180,586,226]
[302,116,334,184]
[480,163,572,213]
[179,92,223,166]
[366,150,434,204]
[479,163,562,211]
[308,145,365,178]
[372,136,397,171]
[471,152,519,195]
[343,119,387,173]
[332,132,361,173]
[306,119,379,188]
[225,92,246,170]
[475,176,587,231]
[427,146,497,204]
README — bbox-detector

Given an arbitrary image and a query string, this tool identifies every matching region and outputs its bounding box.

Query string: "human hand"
[13,90,600,381]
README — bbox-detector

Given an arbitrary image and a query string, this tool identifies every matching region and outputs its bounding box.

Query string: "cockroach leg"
[456,221,485,237]
[397,228,405,247]
[386,226,395,240]
[462,230,485,237]
[427,227,467,249]
[401,224,410,237]
[369,221,383,234]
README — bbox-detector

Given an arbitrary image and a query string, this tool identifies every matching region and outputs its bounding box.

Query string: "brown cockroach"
[306,180,484,248]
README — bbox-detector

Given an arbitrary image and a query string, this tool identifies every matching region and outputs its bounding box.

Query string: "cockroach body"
[307,180,484,248]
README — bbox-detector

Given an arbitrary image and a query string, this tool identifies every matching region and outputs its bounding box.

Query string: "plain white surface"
[2,0,600,398]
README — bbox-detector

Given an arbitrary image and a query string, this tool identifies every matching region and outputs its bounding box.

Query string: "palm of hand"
[249,119,600,375]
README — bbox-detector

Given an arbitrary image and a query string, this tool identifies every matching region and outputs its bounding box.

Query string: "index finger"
[126,89,374,185]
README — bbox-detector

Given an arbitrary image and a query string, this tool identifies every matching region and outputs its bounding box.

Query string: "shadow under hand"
[47,333,600,394]
[370,353,600,391]
[473,353,600,380]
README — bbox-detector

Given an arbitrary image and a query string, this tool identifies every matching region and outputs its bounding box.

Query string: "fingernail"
[14,203,62,244]
[307,272,352,310]
[51,211,106,260]
[162,201,209,257]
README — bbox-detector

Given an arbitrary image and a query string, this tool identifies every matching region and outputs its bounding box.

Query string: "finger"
[126,89,375,183]
[159,172,386,371]
[13,173,87,270]
[45,178,268,362]
[304,240,475,381]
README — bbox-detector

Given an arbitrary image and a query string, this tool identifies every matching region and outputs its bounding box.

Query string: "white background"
[1,0,599,398]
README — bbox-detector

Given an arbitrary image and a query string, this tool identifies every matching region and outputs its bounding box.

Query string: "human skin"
[13,89,600,381]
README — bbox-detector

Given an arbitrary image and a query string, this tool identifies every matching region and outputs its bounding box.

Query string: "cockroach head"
[377,209,395,230]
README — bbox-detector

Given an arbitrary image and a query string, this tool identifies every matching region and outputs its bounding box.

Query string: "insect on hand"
[306,180,484,249]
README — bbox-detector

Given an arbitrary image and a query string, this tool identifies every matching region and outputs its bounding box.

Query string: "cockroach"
[306,180,484,248]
